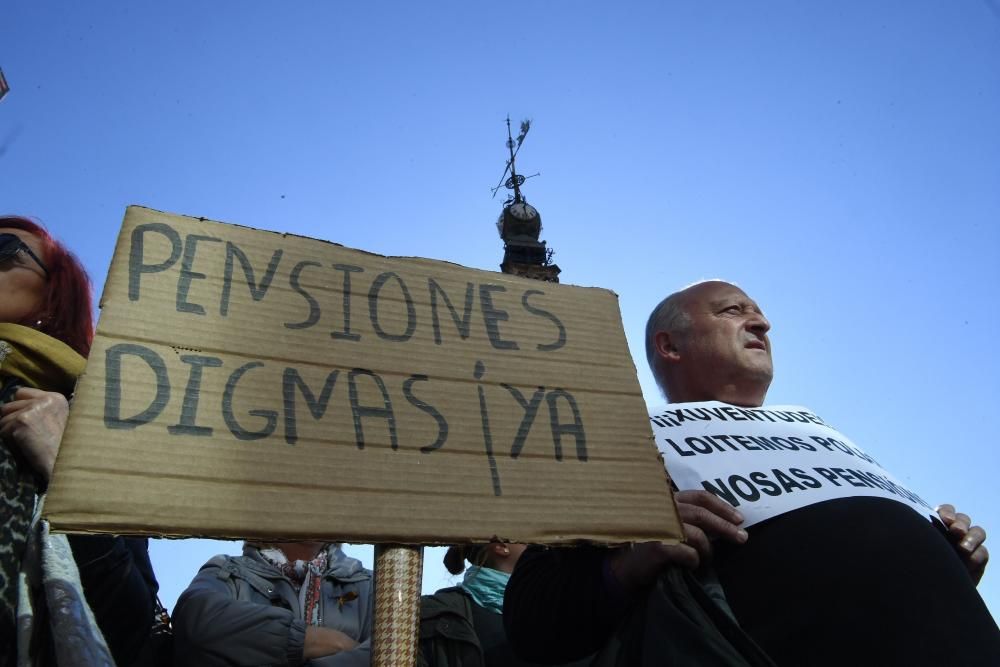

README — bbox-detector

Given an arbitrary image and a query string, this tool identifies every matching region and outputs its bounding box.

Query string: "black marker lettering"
[168,355,223,436]
[176,234,222,315]
[347,368,398,449]
[428,278,474,345]
[331,264,363,341]
[403,374,449,453]
[220,242,283,316]
[500,384,546,459]
[129,223,182,302]
[282,367,339,445]
[546,389,587,462]
[285,260,323,329]
[222,362,278,440]
[368,272,417,342]
[104,344,171,429]
[521,289,566,352]
[474,361,502,496]
[479,284,519,350]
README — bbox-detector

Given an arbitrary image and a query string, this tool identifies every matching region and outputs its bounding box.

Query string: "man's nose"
[747,313,771,336]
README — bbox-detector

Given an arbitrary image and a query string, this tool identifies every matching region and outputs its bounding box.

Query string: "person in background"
[0,215,159,666]
[172,541,372,666]
[419,543,592,667]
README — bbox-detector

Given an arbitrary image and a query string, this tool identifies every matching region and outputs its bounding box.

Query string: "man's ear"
[654,330,682,363]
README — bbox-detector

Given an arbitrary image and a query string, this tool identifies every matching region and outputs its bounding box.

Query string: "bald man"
[504,281,999,666]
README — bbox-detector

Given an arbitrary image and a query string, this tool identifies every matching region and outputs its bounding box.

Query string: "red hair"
[1,216,94,357]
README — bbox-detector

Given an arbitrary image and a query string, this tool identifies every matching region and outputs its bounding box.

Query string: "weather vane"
[491,116,539,203]
[491,116,560,282]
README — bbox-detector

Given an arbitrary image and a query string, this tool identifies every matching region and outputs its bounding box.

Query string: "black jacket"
[421,587,594,667]
[69,535,159,667]
[504,547,776,666]
[419,587,484,667]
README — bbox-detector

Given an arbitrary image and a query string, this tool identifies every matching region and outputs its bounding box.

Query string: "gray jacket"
[173,545,373,667]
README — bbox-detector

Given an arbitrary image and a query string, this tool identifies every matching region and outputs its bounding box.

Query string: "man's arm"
[173,563,308,667]
[503,544,622,663]
[503,491,748,663]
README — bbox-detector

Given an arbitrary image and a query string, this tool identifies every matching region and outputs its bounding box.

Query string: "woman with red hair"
[0,216,159,666]
[0,215,94,357]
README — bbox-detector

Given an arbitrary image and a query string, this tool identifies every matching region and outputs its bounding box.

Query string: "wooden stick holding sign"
[43,206,683,663]
[372,545,423,666]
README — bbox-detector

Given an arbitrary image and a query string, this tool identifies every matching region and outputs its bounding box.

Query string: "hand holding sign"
[608,490,749,591]
[674,490,748,561]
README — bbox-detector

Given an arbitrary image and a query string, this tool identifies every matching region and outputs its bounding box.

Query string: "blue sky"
[3,1,998,622]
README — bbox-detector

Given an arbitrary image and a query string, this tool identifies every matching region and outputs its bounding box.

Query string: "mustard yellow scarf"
[0,323,85,396]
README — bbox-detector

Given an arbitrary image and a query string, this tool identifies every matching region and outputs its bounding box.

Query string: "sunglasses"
[0,233,49,277]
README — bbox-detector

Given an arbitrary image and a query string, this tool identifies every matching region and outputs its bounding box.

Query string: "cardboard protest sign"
[650,401,935,527]
[45,206,682,546]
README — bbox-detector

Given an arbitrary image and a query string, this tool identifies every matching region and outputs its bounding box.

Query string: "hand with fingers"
[608,490,748,593]
[304,626,360,659]
[937,503,988,585]
[0,386,69,484]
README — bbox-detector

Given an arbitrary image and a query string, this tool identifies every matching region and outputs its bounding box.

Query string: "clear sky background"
[3,1,998,623]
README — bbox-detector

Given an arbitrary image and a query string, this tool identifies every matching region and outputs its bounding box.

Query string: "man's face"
[672,281,773,404]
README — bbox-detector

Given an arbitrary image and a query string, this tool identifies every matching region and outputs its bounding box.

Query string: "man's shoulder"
[197,552,281,583]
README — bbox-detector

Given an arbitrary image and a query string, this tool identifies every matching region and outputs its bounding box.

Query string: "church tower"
[492,117,561,282]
